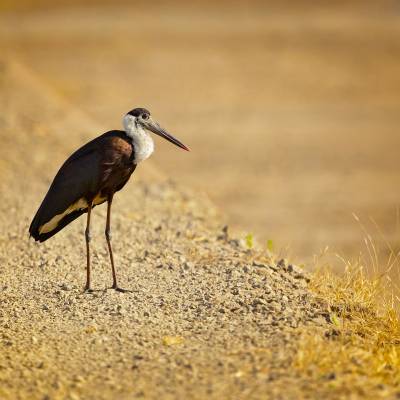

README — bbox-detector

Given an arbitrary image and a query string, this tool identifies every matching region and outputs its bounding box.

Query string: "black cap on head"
[127,108,151,118]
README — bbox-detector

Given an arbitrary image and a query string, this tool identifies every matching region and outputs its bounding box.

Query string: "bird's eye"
[142,114,149,120]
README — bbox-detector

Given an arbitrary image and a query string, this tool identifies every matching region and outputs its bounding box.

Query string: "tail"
[29,208,87,243]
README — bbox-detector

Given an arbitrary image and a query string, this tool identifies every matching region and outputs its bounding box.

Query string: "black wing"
[29,136,106,242]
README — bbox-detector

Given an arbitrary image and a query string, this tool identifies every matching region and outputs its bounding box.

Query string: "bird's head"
[123,108,190,151]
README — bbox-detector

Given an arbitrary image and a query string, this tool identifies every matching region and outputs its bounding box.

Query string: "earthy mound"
[0,60,334,399]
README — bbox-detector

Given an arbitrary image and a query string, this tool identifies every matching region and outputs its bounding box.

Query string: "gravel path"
[0,60,331,399]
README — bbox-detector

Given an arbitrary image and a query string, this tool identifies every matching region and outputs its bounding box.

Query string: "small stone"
[74,375,85,383]
[277,259,286,268]
[162,336,184,346]
[184,262,194,270]
[252,298,266,307]
[269,264,279,272]
[37,361,45,369]
[217,225,229,241]
[264,284,272,293]
[68,391,81,400]
[323,372,336,380]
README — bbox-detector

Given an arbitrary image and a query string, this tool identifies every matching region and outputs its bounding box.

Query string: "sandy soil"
[1,1,400,266]
[1,3,400,398]
[0,60,338,399]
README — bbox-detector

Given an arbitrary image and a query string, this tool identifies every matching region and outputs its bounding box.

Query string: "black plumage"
[29,130,135,242]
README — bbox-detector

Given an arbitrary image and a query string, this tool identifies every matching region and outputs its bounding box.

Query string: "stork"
[29,108,189,292]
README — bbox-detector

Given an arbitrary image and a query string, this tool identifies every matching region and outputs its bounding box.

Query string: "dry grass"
[294,242,400,396]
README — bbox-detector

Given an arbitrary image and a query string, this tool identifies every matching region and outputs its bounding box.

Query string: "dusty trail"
[0,60,337,399]
[2,1,400,264]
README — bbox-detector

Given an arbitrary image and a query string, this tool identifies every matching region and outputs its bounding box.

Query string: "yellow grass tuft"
[294,259,400,395]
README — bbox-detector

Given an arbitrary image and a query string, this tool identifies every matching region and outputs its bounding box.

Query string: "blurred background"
[1,0,400,269]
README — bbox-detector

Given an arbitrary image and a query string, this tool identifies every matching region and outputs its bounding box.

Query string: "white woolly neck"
[123,114,154,164]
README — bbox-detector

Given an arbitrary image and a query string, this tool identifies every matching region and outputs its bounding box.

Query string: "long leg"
[84,201,93,292]
[105,194,126,292]
[105,195,129,292]
[105,194,117,287]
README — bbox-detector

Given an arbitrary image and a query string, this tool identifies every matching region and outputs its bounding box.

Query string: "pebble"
[60,283,71,291]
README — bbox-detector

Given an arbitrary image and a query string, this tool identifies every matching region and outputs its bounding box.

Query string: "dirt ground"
[1,2,400,399]
[1,1,400,266]
[0,60,338,400]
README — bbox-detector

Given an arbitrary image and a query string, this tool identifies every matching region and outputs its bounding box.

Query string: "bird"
[29,107,189,292]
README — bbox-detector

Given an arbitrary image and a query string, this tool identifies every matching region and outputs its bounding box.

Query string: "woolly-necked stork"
[29,108,189,292]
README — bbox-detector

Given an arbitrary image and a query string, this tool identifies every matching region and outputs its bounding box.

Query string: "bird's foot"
[111,285,130,293]
[84,286,93,293]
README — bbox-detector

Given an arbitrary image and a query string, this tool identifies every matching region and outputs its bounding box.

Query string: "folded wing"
[29,144,102,242]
